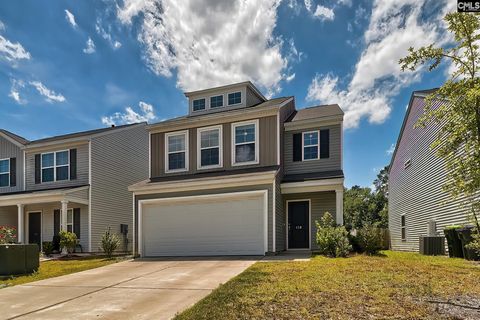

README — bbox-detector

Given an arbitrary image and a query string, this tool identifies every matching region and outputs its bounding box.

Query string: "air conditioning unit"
[419,236,445,256]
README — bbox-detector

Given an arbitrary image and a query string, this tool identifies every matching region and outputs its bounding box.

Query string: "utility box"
[419,236,446,256]
[0,244,39,276]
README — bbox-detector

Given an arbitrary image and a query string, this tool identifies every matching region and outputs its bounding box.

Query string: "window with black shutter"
[320,129,330,159]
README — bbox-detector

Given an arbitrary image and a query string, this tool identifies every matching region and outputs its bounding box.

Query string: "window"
[165,131,188,172]
[302,131,319,160]
[41,150,69,183]
[192,98,206,111]
[401,215,406,241]
[197,126,222,169]
[67,209,74,233]
[228,92,242,105]
[210,95,224,108]
[232,120,258,165]
[0,159,9,187]
[404,158,411,169]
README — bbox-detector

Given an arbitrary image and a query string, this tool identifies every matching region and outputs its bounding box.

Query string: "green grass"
[0,256,121,288]
[176,251,480,320]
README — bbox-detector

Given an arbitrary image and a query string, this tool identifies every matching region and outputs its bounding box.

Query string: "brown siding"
[246,87,263,107]
[150,115,278,178]
[0,136,24,193]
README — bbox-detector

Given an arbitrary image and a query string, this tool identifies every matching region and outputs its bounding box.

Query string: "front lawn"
[0,256,122,288]
[176,251,480,319]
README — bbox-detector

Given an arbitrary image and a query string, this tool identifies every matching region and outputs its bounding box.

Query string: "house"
[129,81,344,257]
[0,123,148,252]
[388,89,473,251]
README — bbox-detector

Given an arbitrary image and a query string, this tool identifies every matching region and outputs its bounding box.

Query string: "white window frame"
[231,119,259,166]
[40,150,70,183]
[401,214,406,241]
[227,91,242,106]
[192,97,207,112]
[0,158,10,187]
[197,125,223,170]
[165,130,189,173]
[302,130,320,161]
[209,94,225,109]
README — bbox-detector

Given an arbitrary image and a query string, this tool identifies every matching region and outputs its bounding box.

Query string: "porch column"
[17,204,24,243]
[61,200,69,231]
[335,189,344,225]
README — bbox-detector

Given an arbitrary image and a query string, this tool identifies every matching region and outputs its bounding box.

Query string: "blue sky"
[0,0,455,187]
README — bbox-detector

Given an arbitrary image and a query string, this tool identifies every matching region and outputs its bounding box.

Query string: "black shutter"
[9,157,16,187]
[293,133,302,162]
[73,208,81,238]
[70,149,77,180]
[320,129,330,159]
[35,154,41,184]
[54,209,60,236]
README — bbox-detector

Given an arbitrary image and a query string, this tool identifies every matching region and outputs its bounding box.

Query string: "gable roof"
[287,104,344,122]
[0,129,30,145]
[184,81,267,102]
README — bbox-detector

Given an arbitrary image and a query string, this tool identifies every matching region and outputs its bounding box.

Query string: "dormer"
[185,81,267,116]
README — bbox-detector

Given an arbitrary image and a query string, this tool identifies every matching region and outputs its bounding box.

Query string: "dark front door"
[28,212,41,248]
[288,201,309,249]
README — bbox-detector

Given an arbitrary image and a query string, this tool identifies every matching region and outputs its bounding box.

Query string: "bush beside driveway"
[176,251,480,320]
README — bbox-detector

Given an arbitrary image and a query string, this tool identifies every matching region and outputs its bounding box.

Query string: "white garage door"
[140,191,267,257]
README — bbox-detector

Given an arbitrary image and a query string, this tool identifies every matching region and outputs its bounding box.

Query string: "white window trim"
[66,208,74,234]
[40,150,70,183]
[401,214,406,241]
[302,130,320,161]
[209,94,225,109]
[197,125,223,170]
[231,119,259,166]
[165,130,189,173]
[0,158,10,187]
[227,91,242,106]
[192,97,207,112]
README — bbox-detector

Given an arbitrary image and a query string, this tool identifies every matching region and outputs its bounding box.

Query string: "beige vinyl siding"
[25,143,89,190]
[283,191,336,250]
[0,136,24,193]
[389,96,473,252]
[90,124,148,252]
[0,206,17,231]
[284,124,342,175]
[150,116,278,178]
[24,203,88,250]
[246,86,263,107]
[134,184,274,254]
[275,173,285,252]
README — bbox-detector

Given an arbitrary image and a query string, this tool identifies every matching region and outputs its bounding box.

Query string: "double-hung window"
[228,92,242,105]
[232,120,258,165]
[401,215,406,241]
[41,150,69,183]
[67,208,74,233]
[197,126,222,169]
[210,95,224,108]
[0,159,9,187]
[302,131,319,160]
[165,131,188,172]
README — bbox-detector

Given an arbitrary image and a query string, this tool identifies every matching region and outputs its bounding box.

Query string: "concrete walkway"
[0,257,257,320]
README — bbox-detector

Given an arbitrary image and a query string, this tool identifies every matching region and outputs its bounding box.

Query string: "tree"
[399,12,480,228]
[373,165,389,198]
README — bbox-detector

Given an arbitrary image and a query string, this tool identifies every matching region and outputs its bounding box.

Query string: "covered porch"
[0,186,89,252]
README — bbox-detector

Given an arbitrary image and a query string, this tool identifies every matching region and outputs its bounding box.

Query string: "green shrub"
[59,231,77,254]
[465,229,480,255]
[357,225,384,255]
[315,212,351,257]
[101,227,120,258]
[42,241,54,256]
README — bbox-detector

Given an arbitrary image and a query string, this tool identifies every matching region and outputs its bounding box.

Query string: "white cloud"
[8,79,26,104]
[285,73,295,82]
[30,81,66,103]
[313,5,335,21]
[306,0,452,129]
[95,21,122,50]
[0,35,31,61]
[386,143,396,155]
[101,101,156,126]
[117,0,290,97]
[0,20,5,31]
[65,9,77,28]
[304,0,312,12]
[287,0,302,14]
[83,37,96,54]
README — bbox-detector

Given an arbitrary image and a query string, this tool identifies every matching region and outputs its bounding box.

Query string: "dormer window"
[193,98,206,111]
[228,92,242,106]
[210,95,224,108]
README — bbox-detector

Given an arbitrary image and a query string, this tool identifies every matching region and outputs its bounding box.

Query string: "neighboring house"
[129,81,345,257]
[0,123,148,252]
[389,89,474,252]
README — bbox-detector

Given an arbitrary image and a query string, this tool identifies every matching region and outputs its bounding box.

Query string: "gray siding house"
[129,81,345,257]
[0,123,148,252]
[389,90,474,251]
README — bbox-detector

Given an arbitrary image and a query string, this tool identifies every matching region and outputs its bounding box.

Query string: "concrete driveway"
[0,257,257,320]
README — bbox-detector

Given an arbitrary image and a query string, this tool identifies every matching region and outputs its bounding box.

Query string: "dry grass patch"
[176,251,480,320]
